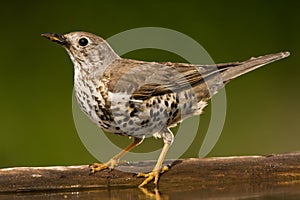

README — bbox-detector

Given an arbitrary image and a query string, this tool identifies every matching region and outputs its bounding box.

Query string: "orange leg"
[89,137,144,173]
[137,128,174,187]
[137,142,170,187]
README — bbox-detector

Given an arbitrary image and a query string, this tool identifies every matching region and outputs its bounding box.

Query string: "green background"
[0,1,299,168]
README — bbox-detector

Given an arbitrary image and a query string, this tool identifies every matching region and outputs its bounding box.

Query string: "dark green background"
[0,1,299,168]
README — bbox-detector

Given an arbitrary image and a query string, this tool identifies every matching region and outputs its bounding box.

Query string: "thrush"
[42,31,289,187]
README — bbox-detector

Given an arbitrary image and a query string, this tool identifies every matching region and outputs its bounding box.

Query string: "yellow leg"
[137,142,171,187]
[89,137,143,173]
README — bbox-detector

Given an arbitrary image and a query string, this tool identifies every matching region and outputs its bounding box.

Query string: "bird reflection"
[139,187,169,200]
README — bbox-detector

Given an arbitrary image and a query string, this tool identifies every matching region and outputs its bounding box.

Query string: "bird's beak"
[41,33,69,47]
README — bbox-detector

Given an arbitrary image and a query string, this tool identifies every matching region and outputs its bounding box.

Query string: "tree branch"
[1,152,300,193]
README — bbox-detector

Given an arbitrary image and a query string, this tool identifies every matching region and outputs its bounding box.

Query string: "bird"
[41,31,289,187]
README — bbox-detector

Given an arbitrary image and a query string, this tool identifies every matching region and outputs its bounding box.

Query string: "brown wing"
[102,59,234,100]
[102,52,288,101]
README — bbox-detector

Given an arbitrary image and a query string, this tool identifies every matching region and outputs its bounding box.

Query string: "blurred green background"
[0,0,299,168]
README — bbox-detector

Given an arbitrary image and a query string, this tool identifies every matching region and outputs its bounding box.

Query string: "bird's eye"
[78,37,88,46]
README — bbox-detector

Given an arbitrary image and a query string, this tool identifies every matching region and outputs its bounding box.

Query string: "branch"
[1,152,300,193]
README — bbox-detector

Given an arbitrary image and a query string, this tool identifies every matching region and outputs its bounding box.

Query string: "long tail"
[219,51,290,82]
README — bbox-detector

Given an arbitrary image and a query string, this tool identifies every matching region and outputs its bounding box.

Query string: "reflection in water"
[1,184,300,200]
[139,187,169,200]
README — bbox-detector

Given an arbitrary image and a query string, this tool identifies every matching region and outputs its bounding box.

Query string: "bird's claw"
[89,163,109,174]
[89,159,118,174]
[137,171,160,187]
[137,165,169,187]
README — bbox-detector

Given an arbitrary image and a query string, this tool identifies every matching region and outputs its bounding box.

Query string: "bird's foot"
[89,159,118,174]
[137,165,169,187]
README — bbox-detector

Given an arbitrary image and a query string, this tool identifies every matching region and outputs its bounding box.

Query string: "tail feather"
[220,51,290,82]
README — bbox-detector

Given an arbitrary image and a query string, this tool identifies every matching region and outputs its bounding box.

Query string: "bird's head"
[42,31,119,73]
